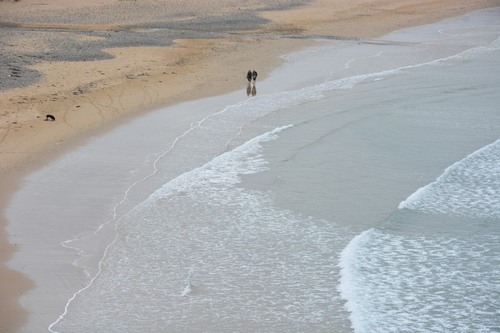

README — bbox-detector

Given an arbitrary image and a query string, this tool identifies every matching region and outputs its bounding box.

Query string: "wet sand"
[1,0,499,330]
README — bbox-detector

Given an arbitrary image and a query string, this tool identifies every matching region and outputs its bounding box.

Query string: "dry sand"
[1,0,499,330]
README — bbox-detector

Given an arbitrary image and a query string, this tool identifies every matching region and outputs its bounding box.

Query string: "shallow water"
[6,8,500,332]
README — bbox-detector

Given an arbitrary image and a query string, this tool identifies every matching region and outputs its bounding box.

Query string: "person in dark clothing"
[252,70,258,82]
[247,70,252,82]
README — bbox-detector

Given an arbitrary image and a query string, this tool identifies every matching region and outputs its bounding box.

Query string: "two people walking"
[247,70,258,83]
[246,70,258,96]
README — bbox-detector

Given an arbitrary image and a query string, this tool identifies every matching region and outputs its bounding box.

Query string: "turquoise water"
[7,8,500,332]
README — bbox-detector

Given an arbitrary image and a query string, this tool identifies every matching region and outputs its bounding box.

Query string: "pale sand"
[1,0,498,330]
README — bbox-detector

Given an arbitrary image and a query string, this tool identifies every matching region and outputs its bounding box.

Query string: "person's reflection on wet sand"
[246,82,257,97]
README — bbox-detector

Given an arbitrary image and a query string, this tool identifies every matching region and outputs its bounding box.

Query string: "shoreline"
[0,35,313,331]
[1,0,499,331]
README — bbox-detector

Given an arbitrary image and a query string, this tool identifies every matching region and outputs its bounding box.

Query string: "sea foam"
[399,139,500,219]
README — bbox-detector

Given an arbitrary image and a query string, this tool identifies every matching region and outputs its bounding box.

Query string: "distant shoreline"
[1,0,498,330]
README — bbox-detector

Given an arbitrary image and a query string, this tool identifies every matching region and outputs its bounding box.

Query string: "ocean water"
[340,140,500,332]
[6,8,500,333]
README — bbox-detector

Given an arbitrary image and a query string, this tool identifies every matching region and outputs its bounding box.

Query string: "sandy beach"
[1,0,499,331]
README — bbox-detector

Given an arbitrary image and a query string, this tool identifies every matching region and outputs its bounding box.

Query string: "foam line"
[398,138,500,211]
[321,36,500,92]
[338,229,373,333]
